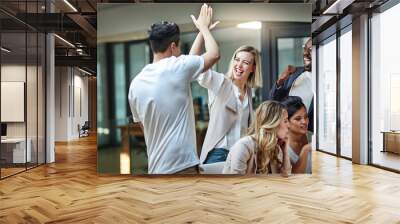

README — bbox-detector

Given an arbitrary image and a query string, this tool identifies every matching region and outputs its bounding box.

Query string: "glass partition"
[0,1,46,179]
[1,31,28,177]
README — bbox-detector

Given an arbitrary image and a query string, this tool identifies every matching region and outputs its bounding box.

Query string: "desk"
[382,131,400,154]
[116,123,144,151]
[1,138,31,163]
[116,123,144,174]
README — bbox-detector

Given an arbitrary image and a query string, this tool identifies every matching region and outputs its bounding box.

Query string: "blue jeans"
[204,148,229,164]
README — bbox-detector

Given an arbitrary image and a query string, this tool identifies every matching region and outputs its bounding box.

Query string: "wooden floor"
[1,167,26,178]
[372,150,400,171]
[1,135,400,223]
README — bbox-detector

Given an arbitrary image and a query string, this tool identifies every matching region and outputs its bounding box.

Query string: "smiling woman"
[196,45,263,166]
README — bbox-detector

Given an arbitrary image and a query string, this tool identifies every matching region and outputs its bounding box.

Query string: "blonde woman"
[189,34,263,164]
[222,101,291,176]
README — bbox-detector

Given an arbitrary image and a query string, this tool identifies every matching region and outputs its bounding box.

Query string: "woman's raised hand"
[191,4,213,30]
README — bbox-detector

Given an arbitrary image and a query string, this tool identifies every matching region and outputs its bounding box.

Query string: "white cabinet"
[1,138,32,163]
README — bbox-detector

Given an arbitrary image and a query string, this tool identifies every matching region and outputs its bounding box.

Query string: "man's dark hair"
[282,96,307,119]
[148,21,180,53]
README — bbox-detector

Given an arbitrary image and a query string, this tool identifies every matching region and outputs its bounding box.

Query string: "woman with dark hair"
[282,96,311,173]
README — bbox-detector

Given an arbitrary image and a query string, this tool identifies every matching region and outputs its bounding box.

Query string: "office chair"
[79,121,90,138]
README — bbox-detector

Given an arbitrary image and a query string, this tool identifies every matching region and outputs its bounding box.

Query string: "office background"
[0,0,97,179]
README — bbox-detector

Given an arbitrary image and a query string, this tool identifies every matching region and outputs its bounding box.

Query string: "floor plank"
[0,135,399,223]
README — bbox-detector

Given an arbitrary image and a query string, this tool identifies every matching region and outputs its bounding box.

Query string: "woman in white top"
[189,34,263,164]
[223,101,291,176]
[282,96,311,173]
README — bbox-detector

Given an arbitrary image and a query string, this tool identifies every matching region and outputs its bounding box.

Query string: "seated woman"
[222,101,291,176]
[282,96,312,173]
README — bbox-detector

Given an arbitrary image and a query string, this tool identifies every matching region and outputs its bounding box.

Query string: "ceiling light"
[54,34,75,48]
[1,47,11,53]
[78,67,92,76]
[237,21,261,30]
[63,0,78,12]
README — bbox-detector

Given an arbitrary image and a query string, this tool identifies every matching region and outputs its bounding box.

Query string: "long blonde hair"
[226,45,263,88]
[248,101,286,174]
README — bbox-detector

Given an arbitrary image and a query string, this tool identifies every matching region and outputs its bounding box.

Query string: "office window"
[97,44,110,146]
[317,35,337,154]
[128,43,149,82]
[97,44,105,123]
[371,3,400,171]
[113,43,127,125]
[339,27,352,158]
[127,42,149,174]
[98,41,151,174]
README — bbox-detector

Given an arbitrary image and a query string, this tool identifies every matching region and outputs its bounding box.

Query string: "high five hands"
[191,4,220,31]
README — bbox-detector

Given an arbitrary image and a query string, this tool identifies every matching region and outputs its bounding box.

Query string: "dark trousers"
[204,148,229,164]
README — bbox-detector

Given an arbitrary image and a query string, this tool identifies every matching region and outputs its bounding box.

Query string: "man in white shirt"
[128,4,220,174]
[269,38,314,133]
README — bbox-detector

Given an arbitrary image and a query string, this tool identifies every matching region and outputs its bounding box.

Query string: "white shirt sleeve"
[130,105,140,123]
[177,55,205,81]
[197,70,225,94]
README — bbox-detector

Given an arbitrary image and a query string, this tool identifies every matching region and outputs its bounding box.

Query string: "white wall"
[55,67,68,141]
[72,73,89,138]
[55,67,89,141]
[1,65,26,138]
[1,63,46,164]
